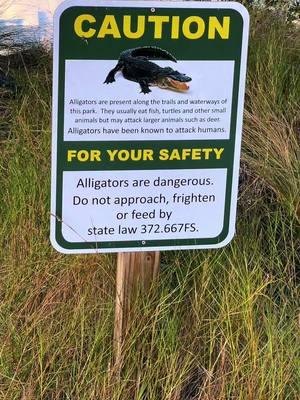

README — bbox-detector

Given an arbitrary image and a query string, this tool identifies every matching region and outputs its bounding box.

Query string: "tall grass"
[0,11,299,400]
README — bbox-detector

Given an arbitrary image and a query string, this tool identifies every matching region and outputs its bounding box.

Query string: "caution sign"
[51,1,249,253]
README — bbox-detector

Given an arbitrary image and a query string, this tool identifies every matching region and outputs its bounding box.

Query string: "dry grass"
[0,10,299,400]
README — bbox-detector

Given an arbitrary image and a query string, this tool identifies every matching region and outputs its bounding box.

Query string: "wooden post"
[114,251,160,366]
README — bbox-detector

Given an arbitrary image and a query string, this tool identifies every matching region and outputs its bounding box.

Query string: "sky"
[0,0,62,26]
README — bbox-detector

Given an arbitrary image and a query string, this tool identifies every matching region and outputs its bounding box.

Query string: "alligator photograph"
[104,46,192,94]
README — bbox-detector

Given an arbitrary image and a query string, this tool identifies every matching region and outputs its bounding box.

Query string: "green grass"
[0,12,299,400]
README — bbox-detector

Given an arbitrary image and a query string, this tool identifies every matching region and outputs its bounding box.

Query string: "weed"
[0,10,299,400]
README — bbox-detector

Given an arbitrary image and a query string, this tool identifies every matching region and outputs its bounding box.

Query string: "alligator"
[104,46,191,94]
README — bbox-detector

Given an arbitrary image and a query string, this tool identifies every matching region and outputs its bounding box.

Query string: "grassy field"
[0,10,299,400]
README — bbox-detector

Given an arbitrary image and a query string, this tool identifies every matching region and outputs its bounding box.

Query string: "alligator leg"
[139,80,151,94]
[104,62,123,84]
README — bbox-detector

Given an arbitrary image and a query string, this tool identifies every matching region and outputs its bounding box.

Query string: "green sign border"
[51,1,249,253]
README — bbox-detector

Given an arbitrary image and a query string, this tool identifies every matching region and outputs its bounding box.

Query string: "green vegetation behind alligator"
[104,46,192,94]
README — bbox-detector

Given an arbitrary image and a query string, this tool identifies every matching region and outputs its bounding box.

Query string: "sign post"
[51,0,249,365]
[114,252,160,366]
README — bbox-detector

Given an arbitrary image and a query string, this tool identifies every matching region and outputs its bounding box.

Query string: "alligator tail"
[121,46,177,62]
